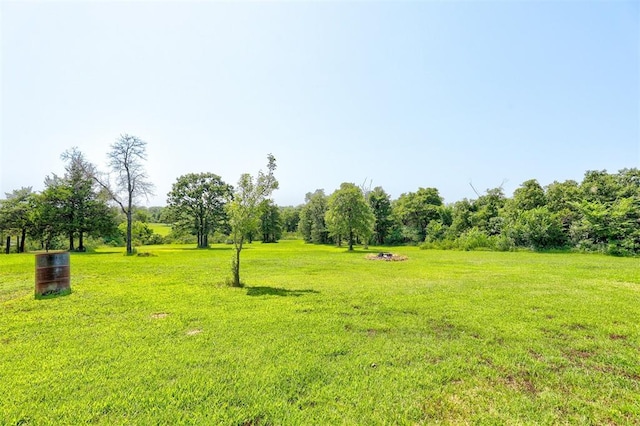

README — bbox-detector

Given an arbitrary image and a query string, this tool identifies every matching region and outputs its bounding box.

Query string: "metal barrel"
[35,252,71,299]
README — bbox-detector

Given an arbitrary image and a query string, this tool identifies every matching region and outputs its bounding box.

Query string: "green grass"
[1,241,639,424]
[148,222,172,237]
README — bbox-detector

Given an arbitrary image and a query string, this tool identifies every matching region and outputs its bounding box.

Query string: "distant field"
[148,222,172,236]
[1,241,638,424]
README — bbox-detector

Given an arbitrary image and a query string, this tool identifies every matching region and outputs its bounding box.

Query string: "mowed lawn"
[1,241,639,424]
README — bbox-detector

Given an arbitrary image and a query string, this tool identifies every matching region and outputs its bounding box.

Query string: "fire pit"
[365,252,408,262]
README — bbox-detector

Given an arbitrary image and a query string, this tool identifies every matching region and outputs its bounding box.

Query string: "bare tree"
[93,134,154,254]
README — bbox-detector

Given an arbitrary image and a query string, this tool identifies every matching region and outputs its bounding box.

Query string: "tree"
[368,186,393,245]
[31,169,117,252]
[545,180,580,239]
[580,170,620,203]
[280,206,301,233]
[298,190,330,244]
[226,154,278,287]
[511,179,546,211]
[471,187,506,236]
[0,188,35,253]
[60,148,117,251]
[260,200,282,243]
[166,173,232,248]
[325,182,375,251]
[504,206,565,249]
[449,199,474,238]
[93,134,154,254]
[393,187,443,243]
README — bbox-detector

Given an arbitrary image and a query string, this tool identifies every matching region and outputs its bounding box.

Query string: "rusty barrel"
[35,252,71,299]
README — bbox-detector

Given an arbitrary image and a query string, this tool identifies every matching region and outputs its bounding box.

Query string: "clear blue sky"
[1,1,638,207]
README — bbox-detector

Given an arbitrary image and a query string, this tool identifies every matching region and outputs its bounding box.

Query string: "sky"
[1,1,638,207]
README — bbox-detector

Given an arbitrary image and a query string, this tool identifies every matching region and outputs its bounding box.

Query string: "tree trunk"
[78,231,85,252]
[348,231,354,251]
[69,232,75,251]
[5,236,10,254]
[233,246,242,287]
[126,209,133,254]
[20,228,26,253]
[15,235,20,253]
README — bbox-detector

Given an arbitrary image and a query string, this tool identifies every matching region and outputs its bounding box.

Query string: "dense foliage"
[1,137,639,256]
[419,169,640,255]
[166,173,232,248]
[325,183,374,251]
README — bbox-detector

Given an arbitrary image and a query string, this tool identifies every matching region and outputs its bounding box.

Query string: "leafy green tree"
[92,134,154,254]
[368,186,393,245]
[298,190,329,244]
[33,171,117,252]
[580,170,620,203]
[36,176,74,250]
[118,221,153,246]
[260,200,282,243]
[449,199,474,238]
[29,190,62,251]
[573,197,640,254]
[393,187,443,243]
[616,168,640,198]
[146,206,166,223]
[280,206,301,233]
[325,182,375,251]
[471,188,506,235]
[511,179,546,211]
[545,180,580,239]
[0,187,35,253]
[226,154,278,287]
[545,180,580,213]
[425,219,448,243]
[166,173,232,248]
[505,206,565,249]
[134,208,151,223]
[61,148,118,251]
[503,180,562,249]
[570,170,640,254]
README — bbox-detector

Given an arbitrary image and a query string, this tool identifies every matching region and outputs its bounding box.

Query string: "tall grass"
[1,241,638,424]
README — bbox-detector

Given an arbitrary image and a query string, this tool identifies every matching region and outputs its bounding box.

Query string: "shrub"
[457,229,493,251]
[145,233,165,245]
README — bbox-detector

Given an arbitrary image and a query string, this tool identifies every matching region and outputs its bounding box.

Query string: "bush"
[457,229,493,251]
[493,234,515,252]
[145,233,165,245]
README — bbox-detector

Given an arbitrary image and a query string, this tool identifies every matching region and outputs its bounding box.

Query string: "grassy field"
[148,223,172,237]
[1,241,639,424]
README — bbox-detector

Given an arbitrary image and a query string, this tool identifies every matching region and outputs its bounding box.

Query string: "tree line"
[2,136,640,257]
[289,169,640,256]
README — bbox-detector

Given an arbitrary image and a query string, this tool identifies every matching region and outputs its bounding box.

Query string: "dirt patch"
[564,348,594,360]
[366,252,408,262]
[186,329,202,336]
[151,312,169,319]
[609,334,628,340]
[505,374,537,395]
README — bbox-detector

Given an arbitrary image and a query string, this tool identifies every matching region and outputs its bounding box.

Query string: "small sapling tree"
[226,154,278,287]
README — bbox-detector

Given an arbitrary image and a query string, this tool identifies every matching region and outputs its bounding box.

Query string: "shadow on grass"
[246,286,320,297]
